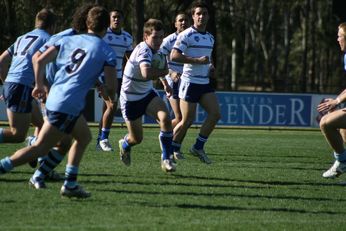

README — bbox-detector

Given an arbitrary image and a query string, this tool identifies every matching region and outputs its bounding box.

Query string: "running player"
[118,18,176,172]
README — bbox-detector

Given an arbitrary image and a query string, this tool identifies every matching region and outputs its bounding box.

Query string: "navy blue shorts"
[178,80,214,103]
[120,90,158,121]
[46,109,80,134]
[3,82,33,113]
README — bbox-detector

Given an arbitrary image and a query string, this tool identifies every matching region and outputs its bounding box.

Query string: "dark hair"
[109,9,124,18]
[86,6,110,33]
[35,8,56,30]
[143,18,164,36]
[72,3,96,33]
[190,0,209,15]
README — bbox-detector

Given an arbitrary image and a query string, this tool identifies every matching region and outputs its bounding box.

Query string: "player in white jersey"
[0,6,117,198]
[96,9,133,152]
[160,12,189,160]
[0,9,56,145]
[317,22,346,178]
[118,18,176,172]
[170,1,221,164]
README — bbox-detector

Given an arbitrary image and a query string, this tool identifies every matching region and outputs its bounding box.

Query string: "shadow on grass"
[130,201,343,215]
[97,188,346,202]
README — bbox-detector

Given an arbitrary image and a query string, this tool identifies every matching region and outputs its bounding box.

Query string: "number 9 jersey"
[46,34,117,116]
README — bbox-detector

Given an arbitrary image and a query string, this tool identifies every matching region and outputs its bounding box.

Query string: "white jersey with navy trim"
[121,41,155,101]
[103,28,133,78]
[160,32,184,74]
[173,26,214,84]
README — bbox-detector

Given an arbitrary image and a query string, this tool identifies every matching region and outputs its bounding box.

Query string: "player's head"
[72,3,96,33]
[143,18,165,51]
[338,22,346,52]
[86,6,110,37]
[109,9,124,31]
[35,8,56,33]
[190,0,209,30]
[174,12,189,33]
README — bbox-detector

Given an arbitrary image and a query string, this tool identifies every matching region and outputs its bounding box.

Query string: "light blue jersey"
[103,28,133,78]
[6,29,51,87]
[39,28,77,86]
[46,34,117,116]
[344,54,346,71]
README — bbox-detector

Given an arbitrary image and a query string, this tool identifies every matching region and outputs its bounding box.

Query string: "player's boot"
[119,139,131,166]
[322,160,346,178]
[60,185,91,198]
[29,177,47,189]
[173,151,185,160]
[161,159,176,173]
[99,139,113,152]
[189,146,212,164]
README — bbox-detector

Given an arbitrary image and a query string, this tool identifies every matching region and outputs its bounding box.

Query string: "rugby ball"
[151,52,166,69]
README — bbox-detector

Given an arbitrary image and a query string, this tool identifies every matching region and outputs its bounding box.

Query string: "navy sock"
[194,134,208,150]
[171,141,181,152]
[100,128,110,140]
[159,131,173,160]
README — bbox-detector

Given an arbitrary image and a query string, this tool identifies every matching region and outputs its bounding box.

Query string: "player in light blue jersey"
[0,6,117,198]
[27,3,95,188]
[0,9,56,145]
[118,18,176,172]
[160,12,189,160]
[317,22,346,179]
[96,9,134,152]
[170,1,221,164]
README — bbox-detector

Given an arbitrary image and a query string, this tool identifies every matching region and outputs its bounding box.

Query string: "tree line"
[1,0,345,93]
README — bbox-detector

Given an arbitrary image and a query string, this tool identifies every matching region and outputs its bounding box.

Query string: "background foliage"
[1,0,346,93]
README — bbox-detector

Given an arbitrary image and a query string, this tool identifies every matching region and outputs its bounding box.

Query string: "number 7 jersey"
[6,28,51,87]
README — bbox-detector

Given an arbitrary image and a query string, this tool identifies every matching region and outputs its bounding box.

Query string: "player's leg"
[169,81,182,129]
[320,109,346,178]
[0,120,64,175]
[97,100,115,151]
[189,92,220,164]
[60,115,91,198]
[172,99,196,157]
[118,117,142,166]
[146,96,176,172]
[1,109,31,143]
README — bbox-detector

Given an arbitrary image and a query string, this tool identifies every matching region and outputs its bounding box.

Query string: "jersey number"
[14,35,39,56]
[65,48,87,74]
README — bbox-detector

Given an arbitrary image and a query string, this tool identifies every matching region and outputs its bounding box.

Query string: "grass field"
[1,126,346,230]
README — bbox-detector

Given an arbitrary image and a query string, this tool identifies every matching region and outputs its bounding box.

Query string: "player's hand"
[170,72,181,83]
[163,84,173,98]
[32,85,47,101]
[317,98,337,113]
[0,94,3,101]
[197,56,210,64]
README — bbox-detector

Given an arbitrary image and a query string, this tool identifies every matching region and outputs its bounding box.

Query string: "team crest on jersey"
[194,36,200,42]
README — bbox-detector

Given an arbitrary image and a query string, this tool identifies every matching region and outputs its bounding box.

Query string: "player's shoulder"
[121,29,133,39]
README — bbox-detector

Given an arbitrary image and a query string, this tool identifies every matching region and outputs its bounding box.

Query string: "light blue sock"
[0,157,13,173]
[64,165,79,189]
[334,150,346,162]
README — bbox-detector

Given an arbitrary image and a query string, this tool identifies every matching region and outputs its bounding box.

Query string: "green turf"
[1,127,346,230]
